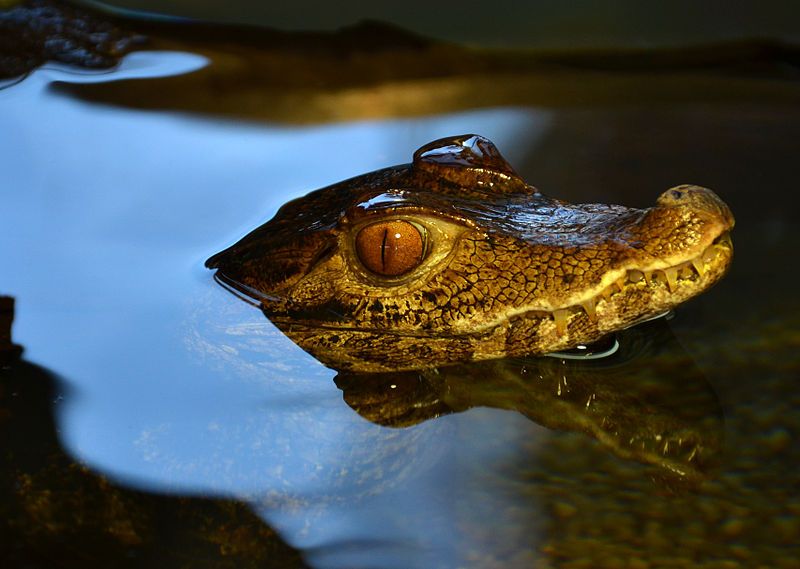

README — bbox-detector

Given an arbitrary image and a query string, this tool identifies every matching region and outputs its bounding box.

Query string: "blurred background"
[98,0,800,48]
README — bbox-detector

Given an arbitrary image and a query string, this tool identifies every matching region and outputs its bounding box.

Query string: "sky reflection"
[0,55,553,568]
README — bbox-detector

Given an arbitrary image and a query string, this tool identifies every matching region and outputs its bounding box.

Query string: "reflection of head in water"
[335,317,723,487]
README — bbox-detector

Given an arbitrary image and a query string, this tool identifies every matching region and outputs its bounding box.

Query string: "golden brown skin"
[207,135,734,372]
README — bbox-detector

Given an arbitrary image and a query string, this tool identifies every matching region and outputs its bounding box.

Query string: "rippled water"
[2,47,799,568]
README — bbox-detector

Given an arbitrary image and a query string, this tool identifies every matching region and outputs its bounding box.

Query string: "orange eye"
[355,220,425,277]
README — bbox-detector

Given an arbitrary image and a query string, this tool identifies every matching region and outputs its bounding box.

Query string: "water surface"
[1,46,799,568]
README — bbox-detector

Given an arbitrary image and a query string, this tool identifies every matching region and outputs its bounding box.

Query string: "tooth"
[616,277,626,291]
[628,269,644,283]
[691,258,705,276]
[703,247,718,263]
[553,309,568,335]
[581,298,596,321]
[644,271,653,285]
[663,268,678,292]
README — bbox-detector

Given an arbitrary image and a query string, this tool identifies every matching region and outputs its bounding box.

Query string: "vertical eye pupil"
[355,220,425,276]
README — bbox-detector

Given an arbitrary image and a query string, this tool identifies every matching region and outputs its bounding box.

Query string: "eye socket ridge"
[354,218,428,277]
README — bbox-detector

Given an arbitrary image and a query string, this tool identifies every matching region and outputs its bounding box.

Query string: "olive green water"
[1,28,799,569]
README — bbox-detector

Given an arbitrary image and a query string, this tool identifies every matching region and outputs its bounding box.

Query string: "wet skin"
[207,134,734,372]
[0,0,144,79]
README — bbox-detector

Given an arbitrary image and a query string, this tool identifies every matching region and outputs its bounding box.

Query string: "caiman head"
[206,135,734,372]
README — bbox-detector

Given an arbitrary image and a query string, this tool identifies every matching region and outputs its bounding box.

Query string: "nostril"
[656,185,735,230]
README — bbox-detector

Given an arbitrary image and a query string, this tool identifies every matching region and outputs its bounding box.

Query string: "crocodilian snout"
[656,185,735,231]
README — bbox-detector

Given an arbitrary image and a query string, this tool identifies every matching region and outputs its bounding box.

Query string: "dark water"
[1,46,799,568]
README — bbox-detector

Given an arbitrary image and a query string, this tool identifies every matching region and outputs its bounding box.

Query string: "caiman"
[207,134,734,372]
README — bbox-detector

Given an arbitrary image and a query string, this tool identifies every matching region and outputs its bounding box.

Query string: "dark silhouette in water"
[0,295,308,568]
[1,296,23,365]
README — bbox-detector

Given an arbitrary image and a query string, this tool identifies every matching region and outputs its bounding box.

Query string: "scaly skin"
[0,1,144,79]
[207,135,734,372]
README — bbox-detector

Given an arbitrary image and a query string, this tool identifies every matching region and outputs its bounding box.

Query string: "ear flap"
[412,134,534,195]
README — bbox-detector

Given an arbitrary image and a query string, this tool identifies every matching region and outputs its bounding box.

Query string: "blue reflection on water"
[1,53,554,567]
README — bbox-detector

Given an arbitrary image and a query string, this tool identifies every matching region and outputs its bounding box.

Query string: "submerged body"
[207,135,734,372]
